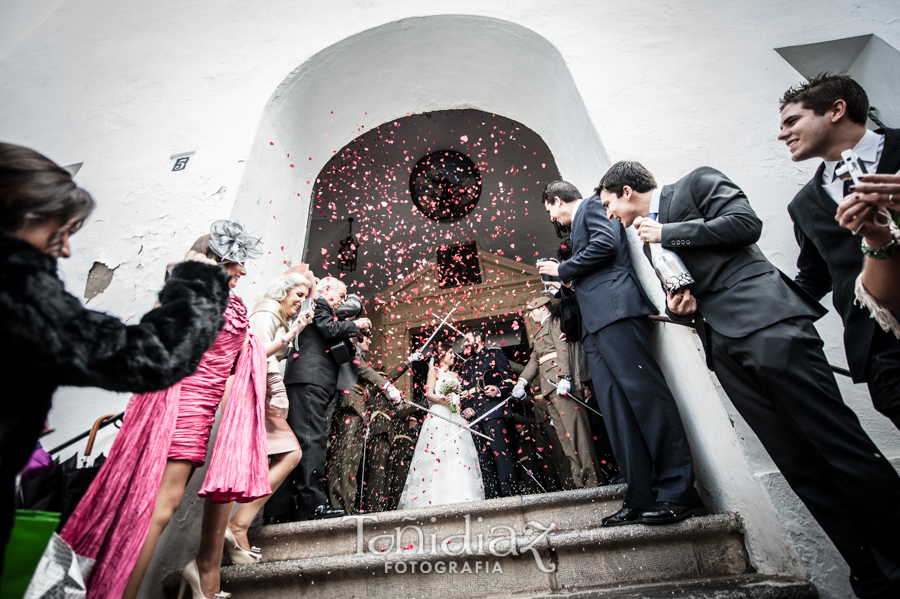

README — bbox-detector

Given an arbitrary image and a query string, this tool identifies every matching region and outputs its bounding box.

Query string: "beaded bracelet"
[861,237,899,259]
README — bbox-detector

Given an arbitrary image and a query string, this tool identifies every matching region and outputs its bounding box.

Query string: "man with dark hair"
[778,74,900,430]
[600,160,900,599]
[458,329,520,498]
[538,180,704,526]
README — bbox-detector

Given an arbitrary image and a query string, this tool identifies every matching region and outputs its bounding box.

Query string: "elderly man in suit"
[538,180,704,527]
[600,160,900,599]
[265,276,378,522]
[777,74,900,431]
[513,296,599,488]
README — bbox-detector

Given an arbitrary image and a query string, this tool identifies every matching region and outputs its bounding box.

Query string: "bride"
[398,348,485,509]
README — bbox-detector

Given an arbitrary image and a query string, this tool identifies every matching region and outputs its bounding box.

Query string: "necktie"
[649,212,659,222]
[835,160,868,197]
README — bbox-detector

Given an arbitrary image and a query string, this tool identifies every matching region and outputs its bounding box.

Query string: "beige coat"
[519,317,570,397]
[250,299,289,374]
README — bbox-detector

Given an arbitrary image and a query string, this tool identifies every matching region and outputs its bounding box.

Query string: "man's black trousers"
[866,325,900,431]
[709,316,900,599]
[581,316,701,509]
[472,417,518,499]
[265,383,333,517]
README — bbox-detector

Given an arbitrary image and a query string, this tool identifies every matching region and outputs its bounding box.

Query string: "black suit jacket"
[557,195,657,337]
[282,297,359,394]
[653,167,824,344]
[788,128,900,382]
[459,347,517,420]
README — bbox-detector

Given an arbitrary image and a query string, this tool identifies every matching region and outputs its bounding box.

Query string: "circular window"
[409,151,482,221]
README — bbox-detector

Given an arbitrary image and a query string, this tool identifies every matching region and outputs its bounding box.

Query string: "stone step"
[251,485,629,563]
[163,511,754,599]
[522,574,818,598]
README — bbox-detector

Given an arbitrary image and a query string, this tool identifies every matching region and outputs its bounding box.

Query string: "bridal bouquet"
[436,378,462,412]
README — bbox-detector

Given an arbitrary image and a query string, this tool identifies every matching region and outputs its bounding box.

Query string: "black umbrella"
[16,414,118,531]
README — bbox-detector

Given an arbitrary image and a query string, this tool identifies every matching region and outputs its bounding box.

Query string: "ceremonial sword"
[547,378,604,418]
[395,396,493,442]
[431,395,512,451]
[415,302,461,355]
[516,461,547,494]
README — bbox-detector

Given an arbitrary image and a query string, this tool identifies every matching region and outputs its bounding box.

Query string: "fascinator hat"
[208,220,263,264]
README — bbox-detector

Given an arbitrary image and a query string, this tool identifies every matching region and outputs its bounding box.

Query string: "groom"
[459,329,519,498]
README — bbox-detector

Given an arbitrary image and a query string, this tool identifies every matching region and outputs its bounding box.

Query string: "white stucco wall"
[3,2,899,598]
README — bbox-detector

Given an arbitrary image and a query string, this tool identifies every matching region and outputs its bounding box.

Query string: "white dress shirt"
[649,187,663,219]
[820,129,885,203]
[570,198,584,229]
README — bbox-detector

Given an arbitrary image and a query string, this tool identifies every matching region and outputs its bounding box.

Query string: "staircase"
[162,485,817,598]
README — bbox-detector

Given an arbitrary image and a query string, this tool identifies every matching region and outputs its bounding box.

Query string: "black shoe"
[602,506,644,527]
[314,504,346,519]
[639,502,708,525]
[294,504,346,520]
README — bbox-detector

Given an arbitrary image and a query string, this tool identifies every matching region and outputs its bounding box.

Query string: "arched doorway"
[305,108,565,382]
[228,14,610,282]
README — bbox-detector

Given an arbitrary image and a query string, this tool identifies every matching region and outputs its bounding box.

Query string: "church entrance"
[303,108,564,388]
[227,15,617,512]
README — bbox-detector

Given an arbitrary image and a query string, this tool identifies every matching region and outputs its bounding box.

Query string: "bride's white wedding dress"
[397,369,485,509]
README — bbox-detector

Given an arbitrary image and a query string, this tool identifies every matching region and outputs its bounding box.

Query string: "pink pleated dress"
[168,294,248,466]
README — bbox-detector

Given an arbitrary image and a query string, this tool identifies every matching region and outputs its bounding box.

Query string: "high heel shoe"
[224,527,261,565]
[177,559,232,599]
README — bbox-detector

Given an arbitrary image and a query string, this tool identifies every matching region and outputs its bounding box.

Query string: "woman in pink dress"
[221,271,314,562]
[121,222,310,599]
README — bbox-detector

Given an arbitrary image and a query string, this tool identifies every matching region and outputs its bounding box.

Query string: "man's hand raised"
[667,288,697,317]
[634,216,663,243]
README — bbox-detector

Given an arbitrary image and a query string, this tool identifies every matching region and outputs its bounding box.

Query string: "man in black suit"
[600,160,900,599]
[459,329,520,498]
[538,181,704,527]
[265,276,373,522]
[778,74,900,430]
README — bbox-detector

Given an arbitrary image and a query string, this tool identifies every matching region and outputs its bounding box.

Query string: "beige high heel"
[224,527,261,565]
[177,559,232,599]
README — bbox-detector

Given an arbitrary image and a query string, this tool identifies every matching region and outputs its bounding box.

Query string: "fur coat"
[0,234,231,477]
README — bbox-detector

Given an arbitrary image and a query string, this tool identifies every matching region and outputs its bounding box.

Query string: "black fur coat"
[0,234,231,475]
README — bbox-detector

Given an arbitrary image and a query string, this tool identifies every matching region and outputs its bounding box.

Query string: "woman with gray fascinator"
[125,221,310,599]
[221,270,316,562]
[47,219,309,599]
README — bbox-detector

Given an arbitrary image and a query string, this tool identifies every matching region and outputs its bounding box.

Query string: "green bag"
[0,510,60,599]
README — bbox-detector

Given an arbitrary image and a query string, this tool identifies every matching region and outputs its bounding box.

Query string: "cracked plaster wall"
[2,2,900,598]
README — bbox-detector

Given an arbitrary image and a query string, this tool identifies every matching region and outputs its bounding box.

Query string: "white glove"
[267,374,290,416]
[383,383,401,404]
[407,351,423,363]
[556,378,571,396]
[511,384,527,399]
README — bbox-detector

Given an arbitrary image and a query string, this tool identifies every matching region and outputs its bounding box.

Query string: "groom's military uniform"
[459,344,519,498]
[519,296,600,488]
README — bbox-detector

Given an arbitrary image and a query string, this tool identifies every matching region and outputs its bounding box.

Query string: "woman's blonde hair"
[259,273,311,302]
